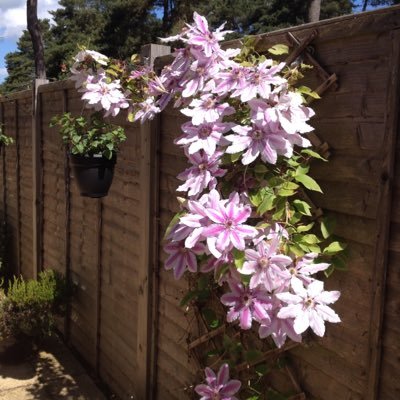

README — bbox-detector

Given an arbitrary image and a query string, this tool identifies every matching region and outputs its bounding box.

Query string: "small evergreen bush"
[0,270,68,340]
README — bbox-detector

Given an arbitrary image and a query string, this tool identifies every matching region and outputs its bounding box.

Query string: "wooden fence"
[1,6,400,400]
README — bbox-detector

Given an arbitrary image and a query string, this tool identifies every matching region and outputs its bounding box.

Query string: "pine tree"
[98,0,162,59]
[46,0,106,80]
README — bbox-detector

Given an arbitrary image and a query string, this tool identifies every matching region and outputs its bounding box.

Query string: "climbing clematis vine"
[68,11,345,398]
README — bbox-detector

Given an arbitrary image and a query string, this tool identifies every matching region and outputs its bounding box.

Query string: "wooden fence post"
[14,99,21,276]
[137,43,170,400]
[365,29,400,400]
[32,78,48,279]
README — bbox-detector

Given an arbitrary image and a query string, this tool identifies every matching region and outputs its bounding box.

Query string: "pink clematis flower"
[177,150,226,197]
[179,189,224,249]
[81,74,128,115]
[164,240,206,279]
[195,364,241,400]
[202,197,257,256]
[181,94,235,126]
[258,298,302,348]
[180,58,220,98]
[280,253,330,288]
[221,280,272,330]
[175,121,233,156]
[249,91,315,137]
[276,279,341,337]
[212,61,250,95]
[225,122,291,165]
[232,60,286,102]
[134,97,161,122]
[187,12,232,58]
[241,237,292,292]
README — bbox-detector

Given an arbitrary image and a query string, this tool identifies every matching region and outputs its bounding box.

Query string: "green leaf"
[297,85,321,99]
[301,148,327,162]
[301,234,320,244]
[257,189,276,215]
[128,112,135,122]
[297,222,315,232]
[268,44,289,55]
[293,199,312,216]
[230,152,242,163]
[294,174,323,192]
[254,164,268,174]
[331,255,348,271]
[249,191,262,207]
[307,244,321,253]
[233,249,245,269]
[289,244,305,257]
[320,215,336,239]
[323,241,347,255]
[295,164,310,176]
[272,197,286,220]
[277,181,299,197]
[202,308,220,329]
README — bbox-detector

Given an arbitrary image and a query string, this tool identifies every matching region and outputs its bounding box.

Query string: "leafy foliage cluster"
[0,270,69,339]
[0,125,14,147]
[50,112,126,159]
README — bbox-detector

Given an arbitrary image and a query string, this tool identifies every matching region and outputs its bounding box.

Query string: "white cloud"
[0,0,59,39]
[0,66,7,78]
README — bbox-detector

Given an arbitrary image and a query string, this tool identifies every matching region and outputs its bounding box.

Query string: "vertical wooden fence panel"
[378,32,400,400]
[66,84,100,368]
[40,85,66,276]
[156,107,199,400]
[3,98,19,276]
[17,95,33,278]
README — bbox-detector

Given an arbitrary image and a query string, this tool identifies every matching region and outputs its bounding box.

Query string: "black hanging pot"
[70,153,116,198]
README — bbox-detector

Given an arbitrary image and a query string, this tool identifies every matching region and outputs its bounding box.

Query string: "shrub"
[0,270,69,340]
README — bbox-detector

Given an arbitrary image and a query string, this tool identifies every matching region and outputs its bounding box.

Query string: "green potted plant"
[0,270,69,362]
[50,112,126,198]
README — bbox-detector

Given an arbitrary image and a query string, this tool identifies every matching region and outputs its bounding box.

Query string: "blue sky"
[0,1,390,84]
[0,0,59,83]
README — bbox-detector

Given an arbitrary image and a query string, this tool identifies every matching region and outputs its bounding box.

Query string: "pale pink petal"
[308,280,324,298]
[240,307,252,329]
[217,364,229,385]
[221,380,241,396]
[277,304,303,319]
[202,224,225,237]
[309,309,325,336]
[293,312,310,334]
[300,262,330,274]
[315,290,341,305]
[275,293,302,305]
[315,304,341,323]
[195,384,214,397]
[230,230,244,250]
[291,278,308,297]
